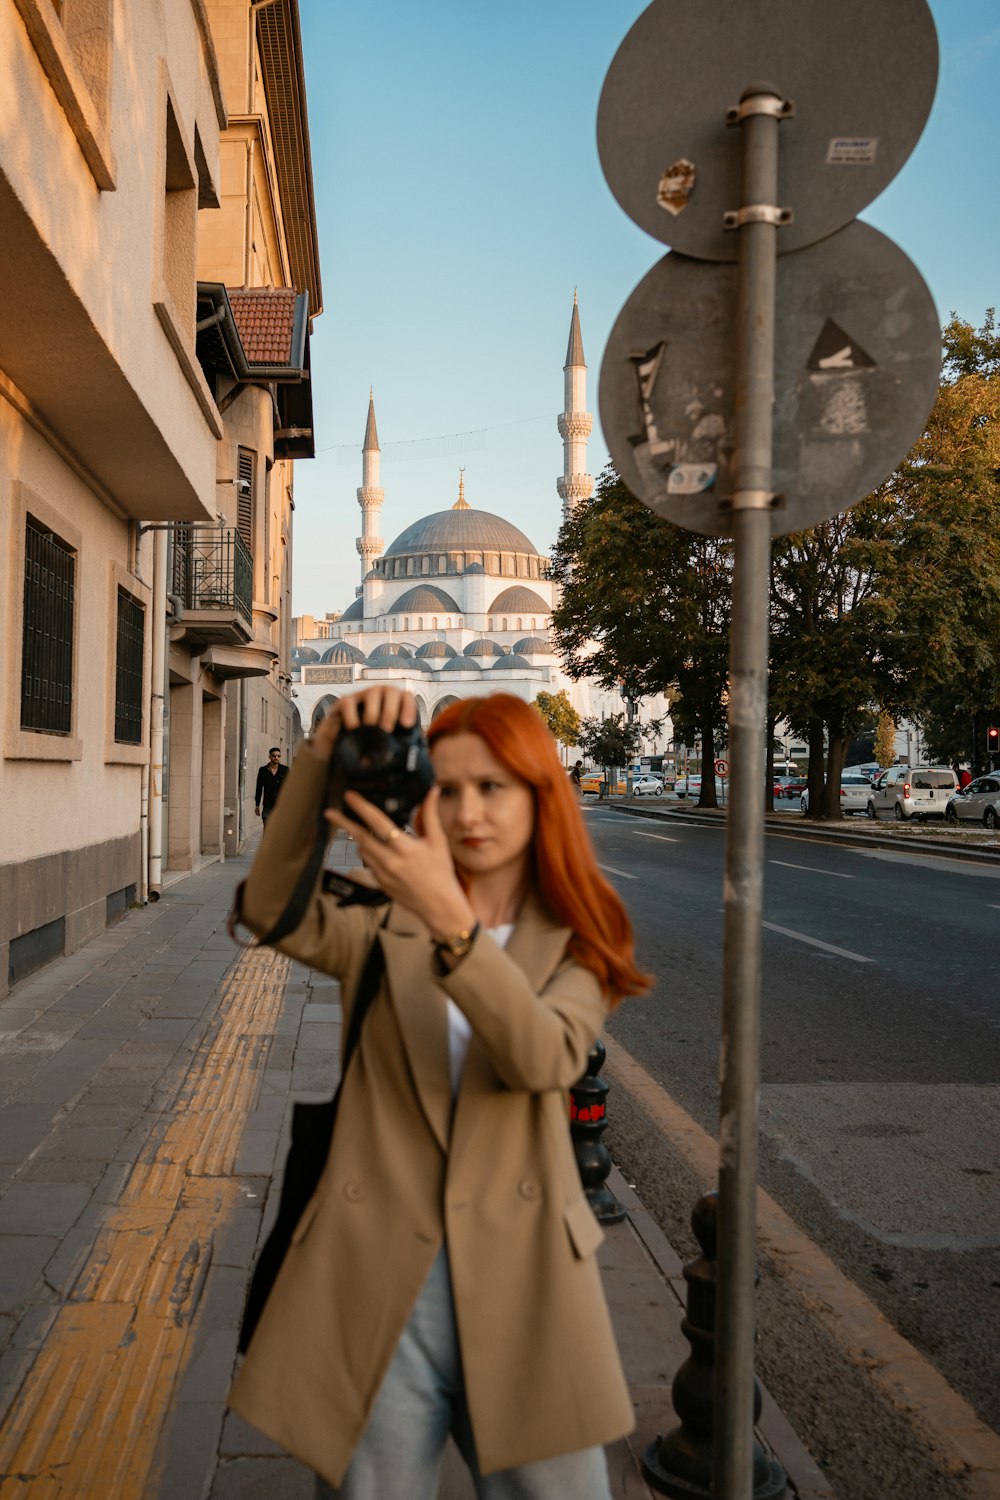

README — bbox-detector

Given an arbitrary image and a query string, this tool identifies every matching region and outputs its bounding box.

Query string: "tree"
[532,690,581,753]
[874,713,896,768]
[551,466,730,808]
[577,714,641,795]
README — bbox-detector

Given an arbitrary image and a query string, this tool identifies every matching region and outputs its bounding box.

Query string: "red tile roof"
[227,288,299,365]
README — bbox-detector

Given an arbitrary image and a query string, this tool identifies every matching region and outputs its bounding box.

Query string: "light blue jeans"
[316,1247,612,1500]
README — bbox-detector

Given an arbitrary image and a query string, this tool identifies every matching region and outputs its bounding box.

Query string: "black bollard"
[570,1040,625,1224]
[643,1192,787,1498]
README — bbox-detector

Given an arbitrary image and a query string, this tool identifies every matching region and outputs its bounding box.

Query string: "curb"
[603,1040,1000,1500]
[597,800,1000,867]
[607,1164,836,1500]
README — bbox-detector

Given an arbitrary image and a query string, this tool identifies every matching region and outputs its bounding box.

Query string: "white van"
[867,765,958,822]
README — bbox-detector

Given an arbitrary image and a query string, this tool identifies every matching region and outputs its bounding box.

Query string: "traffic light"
[988,725,1000,750]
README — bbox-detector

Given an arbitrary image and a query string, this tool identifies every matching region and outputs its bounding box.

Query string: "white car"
[800,774,871,816]
[866,765,959,821]
[944,774,1000,829]
[673,775,726,800]
[629,774,664,797]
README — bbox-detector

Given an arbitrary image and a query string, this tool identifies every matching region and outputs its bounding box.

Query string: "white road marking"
[763,921,873,964]
[632,831,678,843]
[598,863,638,880]
[769,859,854,880]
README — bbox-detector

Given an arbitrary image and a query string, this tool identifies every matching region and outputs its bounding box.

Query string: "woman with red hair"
[229,686,650,1500]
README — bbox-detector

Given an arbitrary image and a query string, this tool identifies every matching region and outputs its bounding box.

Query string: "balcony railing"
[171,526,253,644]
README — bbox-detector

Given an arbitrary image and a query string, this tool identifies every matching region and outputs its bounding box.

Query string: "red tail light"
[840,788,845,797]
[903,782,911,798]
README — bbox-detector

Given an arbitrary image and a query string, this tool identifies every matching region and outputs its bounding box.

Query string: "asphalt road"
[585,804,1000,1487]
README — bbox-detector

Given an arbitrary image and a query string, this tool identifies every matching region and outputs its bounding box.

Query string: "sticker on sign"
[827,137,878,164]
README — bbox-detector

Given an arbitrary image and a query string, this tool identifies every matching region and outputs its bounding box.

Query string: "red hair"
[428,694,651,1006]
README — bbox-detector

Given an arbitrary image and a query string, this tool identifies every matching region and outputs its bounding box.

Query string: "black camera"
[328,717,435,829]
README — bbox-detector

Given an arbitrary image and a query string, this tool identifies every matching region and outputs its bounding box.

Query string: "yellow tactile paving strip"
[0,943,290,1500]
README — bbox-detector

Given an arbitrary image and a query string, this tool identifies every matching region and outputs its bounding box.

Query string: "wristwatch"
[433,923,480,967]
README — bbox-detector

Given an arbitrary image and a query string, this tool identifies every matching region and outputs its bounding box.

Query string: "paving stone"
[290,1056,339,1093]
[72,1013,145,1040]
[138,1018,199,1039]
[0,1234,61,1311]
[154,1399,228,1500]
[235,1129,281,1178]
[295,1023,341,1053]
[34,1123,130,1162]
[210,1456,315,1499]
[0,1102,58,1162]
[0,1182,93,1236]
[44,1222,102,1297]
[93,1160,133,1204]
[219,1410,286,1458]
[20,1157,109,1186]
[24,1041,119,1104]
[301,1002,341,1022]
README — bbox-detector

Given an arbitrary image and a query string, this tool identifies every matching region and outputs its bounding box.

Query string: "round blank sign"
[598,220,941,538]
[597,0,938,261]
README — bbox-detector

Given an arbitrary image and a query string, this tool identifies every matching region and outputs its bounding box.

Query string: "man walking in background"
[254,747,288,825]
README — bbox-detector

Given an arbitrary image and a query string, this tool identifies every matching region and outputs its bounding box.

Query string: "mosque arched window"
[421,557,430,575]
[417,617,423,630]
[406,558,414,576]
[403,618,409,631]
[455,553,464,572]
[517,618,523,630]
[438,555,446,573]
[432,617,438,629]
[501,618,508,631]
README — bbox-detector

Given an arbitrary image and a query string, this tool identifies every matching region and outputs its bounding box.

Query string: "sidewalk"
[0,846,831,1500]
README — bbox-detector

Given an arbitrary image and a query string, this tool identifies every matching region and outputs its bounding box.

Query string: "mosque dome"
[339,598,364,622]
[320,641,366,665]
[362,652,420,672]
[416,641,458,659]
[465,562,485,574]
[490,653,534,672]
[488,586,550,614]
[463,639,505,658]
[292,646,320,664]
[369,642,412,659]
[384,509,539,560]
[441,655,483,672]
[512,636,551,656]
[391,584,461,613]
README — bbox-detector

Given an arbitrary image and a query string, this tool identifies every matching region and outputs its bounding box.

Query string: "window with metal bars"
[237,448,255,554]
[114,588,145,744]
[21,517,75,734]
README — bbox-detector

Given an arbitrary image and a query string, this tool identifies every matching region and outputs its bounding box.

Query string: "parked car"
[674,775,726,800]
[800,774,871,816]
[866,765,959,821]
[782,778,808,799]
[579,772,626,796]
[630,774,664,797]
[944,775,1000,829]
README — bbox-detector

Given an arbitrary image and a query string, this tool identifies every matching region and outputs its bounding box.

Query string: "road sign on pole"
[596,4,940,1498]
[598,221,941,536]
[597,0,938,263]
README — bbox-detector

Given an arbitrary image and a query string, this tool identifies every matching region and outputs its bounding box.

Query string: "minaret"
[356,388,385,583]
[556,290,594,520]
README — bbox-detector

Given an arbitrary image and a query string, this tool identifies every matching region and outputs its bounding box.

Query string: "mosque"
[292,298,672,746]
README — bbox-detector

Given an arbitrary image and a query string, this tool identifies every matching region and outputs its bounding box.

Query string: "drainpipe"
[148,528,167,898]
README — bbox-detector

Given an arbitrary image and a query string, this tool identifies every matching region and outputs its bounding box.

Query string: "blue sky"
[293,1,1000,617]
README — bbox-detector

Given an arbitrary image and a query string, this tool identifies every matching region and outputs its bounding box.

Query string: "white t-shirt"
[447,923,514,1095]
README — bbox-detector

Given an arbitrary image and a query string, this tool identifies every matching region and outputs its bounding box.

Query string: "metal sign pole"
[714,87,786,1500]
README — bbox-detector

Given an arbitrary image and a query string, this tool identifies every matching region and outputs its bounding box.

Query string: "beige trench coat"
[229,745,635,1485]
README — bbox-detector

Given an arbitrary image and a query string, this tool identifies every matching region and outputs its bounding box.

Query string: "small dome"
[339,598,364,622]
[292,646,320,664]
[441,656,483,672]
[320,641,366,665]
[488,586,550,614]
[369,642,413,659]
[362,652,426,673]
[463,638,504,658]
[416,641,458,659]
[391,584,461,613]
[490,653,534,671]
[512,636,551,656]
[464,562,485,574]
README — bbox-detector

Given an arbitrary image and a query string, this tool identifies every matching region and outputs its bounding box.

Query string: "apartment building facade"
[0,0,320,994]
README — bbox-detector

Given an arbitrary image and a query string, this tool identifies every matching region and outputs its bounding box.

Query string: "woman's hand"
[326,786,476,941]
[309,686,418,763]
